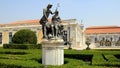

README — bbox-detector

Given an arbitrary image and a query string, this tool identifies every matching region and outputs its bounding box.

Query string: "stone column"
[42,39,64,65]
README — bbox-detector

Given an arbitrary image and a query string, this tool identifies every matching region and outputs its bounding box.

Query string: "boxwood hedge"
[3,44,42,49]
[0,48,120,68]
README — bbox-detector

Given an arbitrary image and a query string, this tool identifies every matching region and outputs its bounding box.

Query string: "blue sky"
[0,0,120,27]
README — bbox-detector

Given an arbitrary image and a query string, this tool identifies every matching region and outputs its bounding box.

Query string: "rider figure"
[52,9,61,38]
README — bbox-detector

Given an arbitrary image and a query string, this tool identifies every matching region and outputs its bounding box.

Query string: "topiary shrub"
[3,44,42,49]
[12,29,37,44]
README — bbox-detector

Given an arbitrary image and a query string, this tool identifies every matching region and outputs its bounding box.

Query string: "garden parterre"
[0,48,120,68]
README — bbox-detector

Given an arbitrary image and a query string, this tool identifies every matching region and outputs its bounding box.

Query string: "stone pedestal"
[42,39,64,65]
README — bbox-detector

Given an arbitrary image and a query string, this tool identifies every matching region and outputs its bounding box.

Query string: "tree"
[12,29,37,44]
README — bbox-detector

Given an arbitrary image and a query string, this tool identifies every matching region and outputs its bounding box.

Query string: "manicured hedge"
[92,54,120,67]
[12,29,37,44]
[104,54,120,62]
[0,48,43,68]
[0,59,43,68]
[0,48,120,68]
[3,44,42,49]
[92,54,107,66]
[64,54,93,62]
[114,54,120,59]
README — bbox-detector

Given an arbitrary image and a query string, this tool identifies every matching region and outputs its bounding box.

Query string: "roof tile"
[85,26,120,34]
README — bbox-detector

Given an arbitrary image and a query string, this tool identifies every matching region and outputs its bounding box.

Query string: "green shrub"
[92,54,107,66]
[34,44,42,49]
[92,54,120,67]
[114,54,120,59]
[104,54,120,62]
[0,59,43,68]
[12,29,37,44]
[3,44,42,49]
[64,54,93,62]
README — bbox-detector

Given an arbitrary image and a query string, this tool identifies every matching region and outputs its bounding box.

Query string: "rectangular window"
[9,32,12,43]
[0,33,2,44]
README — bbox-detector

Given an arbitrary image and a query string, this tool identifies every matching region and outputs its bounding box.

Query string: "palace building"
[1,19,119,49]
[0,19,84,49]
[85,26,120,49]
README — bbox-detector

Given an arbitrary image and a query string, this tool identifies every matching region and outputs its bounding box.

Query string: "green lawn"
[0,47,120,68]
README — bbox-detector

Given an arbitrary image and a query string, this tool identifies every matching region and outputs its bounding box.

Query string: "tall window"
[94,37,97,43]
[99,36,102,41]
[114,35,118,42]
[9,32,12,43]
[89,36,94,42]
[0,33,2,44]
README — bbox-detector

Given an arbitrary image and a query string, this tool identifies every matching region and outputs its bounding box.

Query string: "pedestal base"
[42,39,64,65]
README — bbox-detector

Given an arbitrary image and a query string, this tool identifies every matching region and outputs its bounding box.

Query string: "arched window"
[114,35,118,42]
[9,32,12,43]
[119,37,120,40]
[0,33,2,44]
[110,37,113,41]
[99,36,103,41]
[89,36,94,42]
[94,37,97,43]
[106,35,110,41]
